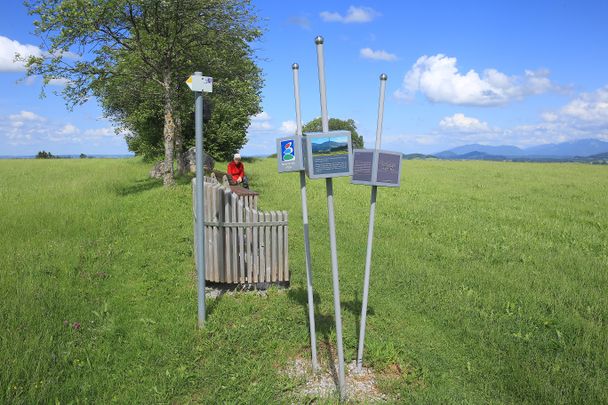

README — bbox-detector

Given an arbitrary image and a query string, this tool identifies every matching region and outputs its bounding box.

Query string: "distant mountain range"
[311,140,348,153]
[428,139,608,163]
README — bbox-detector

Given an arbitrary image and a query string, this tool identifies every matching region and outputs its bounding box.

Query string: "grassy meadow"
[0,157,606,404]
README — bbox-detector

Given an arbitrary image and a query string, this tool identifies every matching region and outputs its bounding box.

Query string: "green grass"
[0,158,606,404]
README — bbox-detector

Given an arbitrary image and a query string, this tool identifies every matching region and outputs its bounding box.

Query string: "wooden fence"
[192,176,289,285]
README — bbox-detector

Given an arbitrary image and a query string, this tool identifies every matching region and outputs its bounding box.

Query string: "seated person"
[227,153,249,188]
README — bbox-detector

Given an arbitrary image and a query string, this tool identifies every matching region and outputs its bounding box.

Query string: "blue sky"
[1,1,607,156]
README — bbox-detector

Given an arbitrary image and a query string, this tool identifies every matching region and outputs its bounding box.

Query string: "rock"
[183,147,215,174]
[149,161,167,179]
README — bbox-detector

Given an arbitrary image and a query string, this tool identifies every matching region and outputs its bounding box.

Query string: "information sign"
[303,130,353,179]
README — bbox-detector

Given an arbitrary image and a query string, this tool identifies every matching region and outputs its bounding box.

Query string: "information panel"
[351,149,402,187]
[276,136,304,172]
[303,131,353,179]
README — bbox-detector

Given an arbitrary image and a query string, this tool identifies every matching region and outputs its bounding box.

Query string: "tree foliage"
[302,117,364,149]
[36,150,56,159]
[24,0,263,185]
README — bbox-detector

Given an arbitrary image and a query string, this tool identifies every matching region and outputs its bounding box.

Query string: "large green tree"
[302,117,364,149]
[24,0,263,186]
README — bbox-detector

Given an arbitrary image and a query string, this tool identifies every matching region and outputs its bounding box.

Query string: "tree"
[302,117,364,149]
[36,150,54,159]
[24,0,263,186]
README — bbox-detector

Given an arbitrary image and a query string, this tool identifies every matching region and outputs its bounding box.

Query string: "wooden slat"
[245,207,253,283]
[207,183,213,282]
[271,211,278,282]
[265,212,271,282]
[231,193,238,283]
[224,188,232,283]
[277,211,283,282]
[213,185,221,283]
[252,209,259,283]
[258,210,265,283]
[283,210,289,282]
[237,198,245,283]
[192,179,198,270]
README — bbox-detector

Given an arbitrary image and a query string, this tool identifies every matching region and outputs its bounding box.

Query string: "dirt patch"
[285,356,392,403]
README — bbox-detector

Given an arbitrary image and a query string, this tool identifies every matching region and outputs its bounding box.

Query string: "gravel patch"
[285,356,389,403]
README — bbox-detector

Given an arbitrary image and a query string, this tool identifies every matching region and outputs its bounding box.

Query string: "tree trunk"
[175,115,186,176]
[162,75,176,187]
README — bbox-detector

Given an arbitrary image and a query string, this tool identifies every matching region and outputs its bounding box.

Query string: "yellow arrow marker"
[186,76,193,85]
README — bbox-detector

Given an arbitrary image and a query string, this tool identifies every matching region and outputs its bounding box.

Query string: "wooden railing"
[192,176,289,285]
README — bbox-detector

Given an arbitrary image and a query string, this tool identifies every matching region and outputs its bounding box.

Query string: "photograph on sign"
[276,136,304,172]
[303,131,352,179]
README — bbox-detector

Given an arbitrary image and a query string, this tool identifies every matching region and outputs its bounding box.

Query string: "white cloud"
[48,77,70,86]
[83,127,115,138]
[360,48,397,61]
[439,113,491,133]
[0,36,43,72]
[60,124,79,135]
[320,6,380,23]
[9,111,46,122]
[1,111,123,148]
[249,112,272,131]
[395,54,555,106]
[251,111,271,121]
[559,86,608,124]
[279,120,297,134]
[0,35,79,73]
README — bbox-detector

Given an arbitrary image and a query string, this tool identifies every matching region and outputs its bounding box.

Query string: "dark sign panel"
[352,150,374,182]
[350,149,402,187]
[376,152,401,185]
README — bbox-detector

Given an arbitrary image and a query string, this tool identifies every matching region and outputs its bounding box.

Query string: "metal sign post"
[293,63,319,373]
[315,36,346,399]
[188,71,213,329]
[356,74,393,369]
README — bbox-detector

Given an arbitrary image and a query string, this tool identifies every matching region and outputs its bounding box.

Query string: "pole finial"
[292,63,299,70]
[380,73,388,81]
[314,36,324,45]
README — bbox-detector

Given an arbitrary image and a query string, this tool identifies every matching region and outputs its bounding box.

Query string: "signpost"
[188,71,213,329]
[353,74,402,370]
[276,63,319,373]
[314,35,346,399]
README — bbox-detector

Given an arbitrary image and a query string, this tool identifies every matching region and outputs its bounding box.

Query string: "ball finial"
[380,73,388,81]
[292,63,299,70]
[314,36,324,45]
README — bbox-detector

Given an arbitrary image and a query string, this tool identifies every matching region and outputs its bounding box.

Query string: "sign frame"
[303,130,353,179]
[351,148,402,187]
[276,135,305,172]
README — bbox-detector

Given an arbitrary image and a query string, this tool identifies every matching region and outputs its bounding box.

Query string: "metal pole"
[194,71,206,329]
[293,63,319,373]
[357,74,387,369]
[315,35,345,398]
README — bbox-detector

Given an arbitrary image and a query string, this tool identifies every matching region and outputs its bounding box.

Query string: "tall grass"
[0,158,606,403]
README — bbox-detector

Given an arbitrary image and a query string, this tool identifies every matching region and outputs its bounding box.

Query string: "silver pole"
[293,63,319,373]
[194,71,206,328]
[315,35,345,398]
[357,73,387,369]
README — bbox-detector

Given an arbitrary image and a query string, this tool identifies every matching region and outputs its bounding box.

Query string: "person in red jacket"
[227,153,249,188]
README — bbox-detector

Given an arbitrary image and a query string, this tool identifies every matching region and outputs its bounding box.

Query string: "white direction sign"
[186,75,213,92]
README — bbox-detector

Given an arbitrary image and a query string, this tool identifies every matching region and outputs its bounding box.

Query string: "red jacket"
[227,161,245,182]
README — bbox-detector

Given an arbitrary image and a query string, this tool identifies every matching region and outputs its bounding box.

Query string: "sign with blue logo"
[281,139,295,161]
[276,136,304,172]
